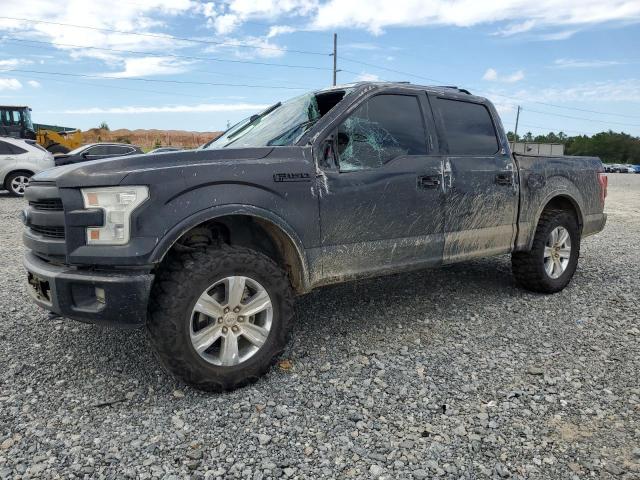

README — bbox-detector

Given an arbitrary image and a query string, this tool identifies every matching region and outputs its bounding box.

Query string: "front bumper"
[23,251,154,327]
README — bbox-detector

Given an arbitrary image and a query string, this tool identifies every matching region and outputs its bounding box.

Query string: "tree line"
[506,130,640,164]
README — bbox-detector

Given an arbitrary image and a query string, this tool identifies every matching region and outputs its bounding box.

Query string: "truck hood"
[33,147,274,188]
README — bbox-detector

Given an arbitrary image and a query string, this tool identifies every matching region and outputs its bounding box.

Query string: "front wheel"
[147,245,294,391]
[5,172,31,196]
[512,210,580,293]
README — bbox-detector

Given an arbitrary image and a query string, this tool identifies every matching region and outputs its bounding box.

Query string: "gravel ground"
[1,175,639,480]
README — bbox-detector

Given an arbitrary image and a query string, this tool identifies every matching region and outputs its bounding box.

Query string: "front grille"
[29,199,63,211]
[24,183,67,253]
[30,225,65,239]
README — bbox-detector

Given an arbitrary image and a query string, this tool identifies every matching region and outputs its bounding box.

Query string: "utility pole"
[332,33,338,86]
[514,105,521,141]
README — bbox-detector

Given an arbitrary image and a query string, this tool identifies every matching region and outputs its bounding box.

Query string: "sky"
[1,0,639,136]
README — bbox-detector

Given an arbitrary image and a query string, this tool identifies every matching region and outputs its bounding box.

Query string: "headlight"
[81,186,149,245]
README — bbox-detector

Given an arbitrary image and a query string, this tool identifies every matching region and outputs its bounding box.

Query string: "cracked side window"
[336,94,427,172]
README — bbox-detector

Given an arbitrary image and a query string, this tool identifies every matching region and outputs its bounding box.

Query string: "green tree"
[98,121,110,131]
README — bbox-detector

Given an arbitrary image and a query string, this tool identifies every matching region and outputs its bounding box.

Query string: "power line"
[3,38,315,87]
[4,68,309,90]
[1,37,333,72]
[488,92,640,120]
[339,58,640,122]
[0,15,329,56]
[522,108,640,128]
[9,72,212,99]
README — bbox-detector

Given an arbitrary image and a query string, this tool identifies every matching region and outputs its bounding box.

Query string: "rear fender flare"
[525,180,584,250]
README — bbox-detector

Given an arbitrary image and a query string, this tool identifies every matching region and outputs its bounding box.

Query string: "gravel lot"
[1,174,639,480]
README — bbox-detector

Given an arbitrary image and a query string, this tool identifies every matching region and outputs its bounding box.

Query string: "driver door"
[316,92,445,283]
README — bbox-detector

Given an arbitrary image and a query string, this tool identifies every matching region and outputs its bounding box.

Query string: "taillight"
[597,172,608,206]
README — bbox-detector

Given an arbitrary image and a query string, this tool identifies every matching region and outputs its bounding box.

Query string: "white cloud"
[482,68,498,81]
[536,29,578,41]
[0,78,22,91]
[553,58,625,68]
[102,57,193,78]
[27,80,41,88]
[355,72,380,81]
[482,68,524,83]
[486,79,640,105]
[266,25,297,38]
[343,42,380,51]
[57,103,270,114]
[493,20,537,37]
[310,0,640,35]
[209,14,242,35]
[209,36,287,59]
[201,0,317,35]
[0,0,196,65]
[0,58,33,69]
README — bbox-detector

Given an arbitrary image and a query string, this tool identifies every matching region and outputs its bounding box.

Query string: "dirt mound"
[82,128,222,150]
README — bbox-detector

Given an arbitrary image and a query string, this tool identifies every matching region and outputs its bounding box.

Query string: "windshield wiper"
[267,119,318,146]
[226,102,282,142]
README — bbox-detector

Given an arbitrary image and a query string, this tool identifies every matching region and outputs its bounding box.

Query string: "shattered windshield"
[207,88,352,149]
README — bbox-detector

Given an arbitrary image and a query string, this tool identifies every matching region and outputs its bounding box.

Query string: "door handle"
[495,173,512,185]
[418,175,441,188]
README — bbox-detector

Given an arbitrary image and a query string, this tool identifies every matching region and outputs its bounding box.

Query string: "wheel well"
[541,195,583,231]
[164,215,306,294]
[3,170,34,187]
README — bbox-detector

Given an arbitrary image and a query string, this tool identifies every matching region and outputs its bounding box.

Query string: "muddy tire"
[147,245,294,392]
[512,209,580,293]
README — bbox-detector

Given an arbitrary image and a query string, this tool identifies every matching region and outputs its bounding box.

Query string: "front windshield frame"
[206,88,353,150]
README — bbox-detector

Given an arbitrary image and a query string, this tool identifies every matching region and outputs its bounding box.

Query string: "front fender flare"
[149,203,310,287]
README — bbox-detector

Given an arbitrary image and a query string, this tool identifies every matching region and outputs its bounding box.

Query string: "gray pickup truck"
[22,82,607,391]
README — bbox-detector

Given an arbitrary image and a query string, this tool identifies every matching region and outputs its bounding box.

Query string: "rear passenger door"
[429,94,518,262]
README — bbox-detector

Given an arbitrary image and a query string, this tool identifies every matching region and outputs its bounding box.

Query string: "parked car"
[147,147,182,154]
[22,82,607,391]
[621,165,636,173]
[1,137,54,196]
[633,165,640,173]
[54,143,143,166]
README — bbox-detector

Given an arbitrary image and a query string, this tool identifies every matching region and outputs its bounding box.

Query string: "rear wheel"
[5,172,31,196]
[147,245,294,391]
[512,209,580,293]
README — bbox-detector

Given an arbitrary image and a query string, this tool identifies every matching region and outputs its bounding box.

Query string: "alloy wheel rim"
[543,226,571,279]
[189,276,273,366]
[11,176,29,195]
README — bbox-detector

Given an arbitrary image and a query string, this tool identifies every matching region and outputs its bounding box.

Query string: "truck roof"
[319,81,485,102]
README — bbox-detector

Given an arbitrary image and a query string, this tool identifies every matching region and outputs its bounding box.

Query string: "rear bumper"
[23,251,153,327]
[583,212,607,238]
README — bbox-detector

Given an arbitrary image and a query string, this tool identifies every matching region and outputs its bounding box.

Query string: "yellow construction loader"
[1,105,83,153]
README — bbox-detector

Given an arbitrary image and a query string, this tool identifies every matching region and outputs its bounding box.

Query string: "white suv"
[1,137,55,196]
